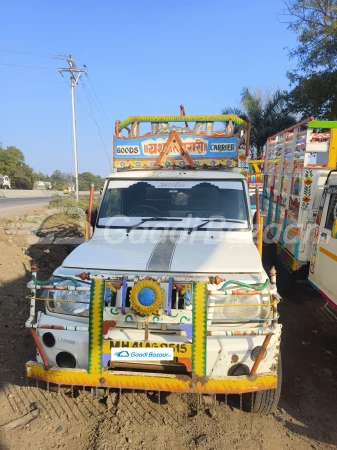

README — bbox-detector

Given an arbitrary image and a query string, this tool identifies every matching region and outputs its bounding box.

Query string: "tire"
[276,259,294,296]
[247,352,282,414]
[262,243,277,268]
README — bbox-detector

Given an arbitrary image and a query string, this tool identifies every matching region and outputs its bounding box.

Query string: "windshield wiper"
[126,217,182,233]
[187,218,246,234]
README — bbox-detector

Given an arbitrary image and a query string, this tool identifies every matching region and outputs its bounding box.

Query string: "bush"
[49,194,85,220]
[49,194,100,220]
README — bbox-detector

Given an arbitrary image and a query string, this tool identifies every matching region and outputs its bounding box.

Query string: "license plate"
[105,340,191,358]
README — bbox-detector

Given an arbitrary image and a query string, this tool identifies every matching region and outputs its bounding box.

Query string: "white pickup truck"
[26,114,282,413]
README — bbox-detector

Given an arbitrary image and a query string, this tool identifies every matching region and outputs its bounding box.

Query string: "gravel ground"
[0,208,336,450]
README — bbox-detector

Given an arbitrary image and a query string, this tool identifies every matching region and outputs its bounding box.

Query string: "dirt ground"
[0,206,336,450]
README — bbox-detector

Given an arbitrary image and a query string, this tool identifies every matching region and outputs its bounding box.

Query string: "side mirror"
[85,208,98,229]
[90,208,98,229]
[253,211,257,225]
[332,219,337,239]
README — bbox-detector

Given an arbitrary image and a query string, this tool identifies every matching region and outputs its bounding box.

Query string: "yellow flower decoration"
[129,279,164,315]
[180,284,191,295]
[106,282,117,294]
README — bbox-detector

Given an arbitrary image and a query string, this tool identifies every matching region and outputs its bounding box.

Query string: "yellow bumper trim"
[26,362,277,394]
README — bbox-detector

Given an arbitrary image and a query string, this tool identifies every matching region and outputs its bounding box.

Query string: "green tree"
[33,172,52,183]
[78,172,104,191]
[51,170,73,190]
[285,0,337,73]
[223,88,296,157]
[284,0,337,119]
[11,164,35,189]
[0,145,35,188]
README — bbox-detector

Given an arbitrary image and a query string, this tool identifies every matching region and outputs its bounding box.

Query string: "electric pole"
[58,55,86,202]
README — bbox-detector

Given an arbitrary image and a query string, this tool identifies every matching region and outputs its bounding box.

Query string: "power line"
[0,48,68,60]
[59,74,111,141]
[0,75,65,83]
[85,74,114,131]
[80,78,114,134]
[80,79,113,170]
[68,55,114,135]
[0,62,56,70]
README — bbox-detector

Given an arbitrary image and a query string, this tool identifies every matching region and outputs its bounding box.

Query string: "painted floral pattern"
[301,169,313,209]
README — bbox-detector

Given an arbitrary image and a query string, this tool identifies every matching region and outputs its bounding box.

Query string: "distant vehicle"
[0,175,11,189]
[33,181,52,190]
[63,183,75,195]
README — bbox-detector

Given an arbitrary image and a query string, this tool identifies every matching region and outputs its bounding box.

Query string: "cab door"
[309,186,337,307]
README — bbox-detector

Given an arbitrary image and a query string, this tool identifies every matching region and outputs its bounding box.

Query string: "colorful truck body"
[26,113,282,413]
[262,119,337,307]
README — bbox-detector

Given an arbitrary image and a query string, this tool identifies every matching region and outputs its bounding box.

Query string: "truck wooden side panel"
[263,120,337,271]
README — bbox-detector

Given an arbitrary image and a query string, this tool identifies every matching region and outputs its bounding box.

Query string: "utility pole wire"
[80,80,113,171]
[81,78,114,134]
[0,48,68,60]
[81,79,113,133]
[0,62,56,70]
[58,55,86,202]
[59,75,111,142]
[85,74,115,132]
[0,75,65,83]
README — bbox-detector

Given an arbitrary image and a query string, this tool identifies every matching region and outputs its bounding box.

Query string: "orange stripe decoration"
[192,282,207,377]
[319,246,337,262]
[88,279,105,374]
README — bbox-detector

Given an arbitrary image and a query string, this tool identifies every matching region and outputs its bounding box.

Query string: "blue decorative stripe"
[121,276,127,314]
[273,202,279,238]
[267,191,273,226]
[167,277,173,316]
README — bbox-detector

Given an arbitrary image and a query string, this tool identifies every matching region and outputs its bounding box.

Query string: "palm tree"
[223,88,296,158]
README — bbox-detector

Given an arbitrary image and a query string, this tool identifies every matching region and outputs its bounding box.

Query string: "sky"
[0,0,298,178]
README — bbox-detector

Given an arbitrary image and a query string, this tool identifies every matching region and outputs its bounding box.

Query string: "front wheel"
[246,352,282,414]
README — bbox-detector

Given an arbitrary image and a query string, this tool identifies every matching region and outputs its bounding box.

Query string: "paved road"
[0,197,50,215]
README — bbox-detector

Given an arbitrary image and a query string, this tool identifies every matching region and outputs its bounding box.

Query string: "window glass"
[98,179,248,226]
[324,192,337,230]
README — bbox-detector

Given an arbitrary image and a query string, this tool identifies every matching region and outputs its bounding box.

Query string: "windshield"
[97,179,249,229]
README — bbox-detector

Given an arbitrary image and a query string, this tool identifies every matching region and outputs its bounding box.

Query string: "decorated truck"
[33,181,52,190]
[262,119,337,308]
[25,113,282,414]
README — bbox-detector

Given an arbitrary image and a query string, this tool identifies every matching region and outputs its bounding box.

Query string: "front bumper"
[26,361,277,394]
[26,278,281,394]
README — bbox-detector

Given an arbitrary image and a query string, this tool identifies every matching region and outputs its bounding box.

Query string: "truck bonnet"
[61,233,262,273]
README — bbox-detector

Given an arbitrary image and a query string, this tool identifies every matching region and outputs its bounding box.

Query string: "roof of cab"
[106,170,246,180]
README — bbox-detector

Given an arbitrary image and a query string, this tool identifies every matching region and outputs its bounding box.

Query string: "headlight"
[47,280,90,317]
[208,294,271,321]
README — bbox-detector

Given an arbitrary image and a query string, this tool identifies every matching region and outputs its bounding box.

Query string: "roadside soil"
[0,207,336,450]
